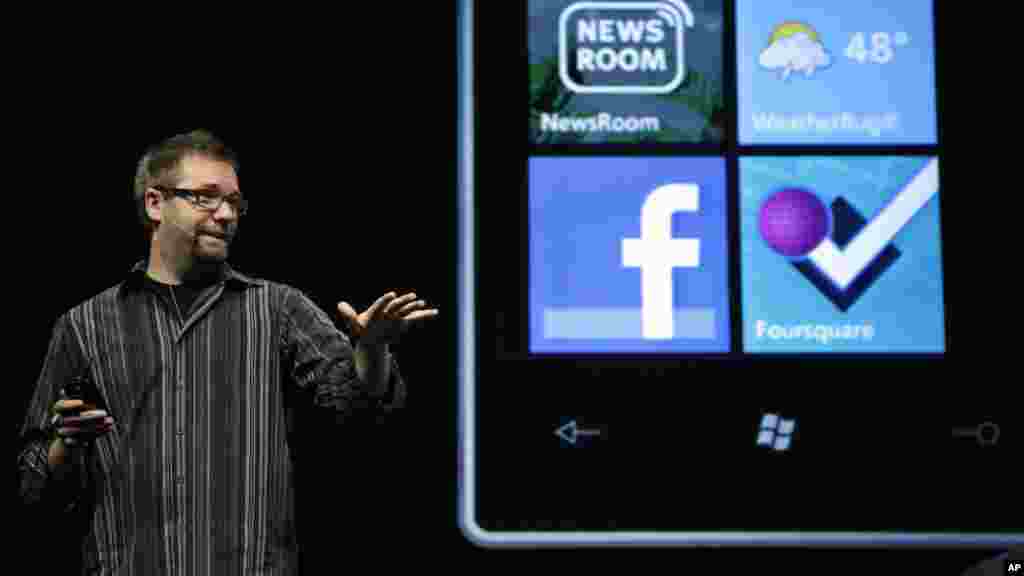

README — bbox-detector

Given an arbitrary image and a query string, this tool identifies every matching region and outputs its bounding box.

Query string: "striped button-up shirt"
[17,260,407,575]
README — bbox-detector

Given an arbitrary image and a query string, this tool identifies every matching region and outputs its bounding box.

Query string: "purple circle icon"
[758,187,831,259]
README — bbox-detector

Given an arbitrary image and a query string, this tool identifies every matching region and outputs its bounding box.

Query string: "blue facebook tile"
[529,157,730,353]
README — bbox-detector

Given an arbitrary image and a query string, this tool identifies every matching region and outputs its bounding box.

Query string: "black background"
[7,1,1018,574]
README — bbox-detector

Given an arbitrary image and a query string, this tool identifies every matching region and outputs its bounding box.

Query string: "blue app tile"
[740,157,946,353]
[736,0,937,145]
[530,157,730,353]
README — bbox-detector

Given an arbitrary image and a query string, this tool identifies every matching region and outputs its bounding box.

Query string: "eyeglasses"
[152,186,249,217]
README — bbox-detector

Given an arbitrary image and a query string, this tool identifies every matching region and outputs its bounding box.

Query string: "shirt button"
[176,430,185,437]
[176,477,184,485]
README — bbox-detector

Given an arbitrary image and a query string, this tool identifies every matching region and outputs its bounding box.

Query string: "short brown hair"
[132,129,241,242]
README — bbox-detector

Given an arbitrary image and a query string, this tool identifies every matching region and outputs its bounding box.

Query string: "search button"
[952,421,1000,447]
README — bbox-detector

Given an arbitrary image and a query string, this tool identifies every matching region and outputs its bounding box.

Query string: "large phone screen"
[458,0,1021,547]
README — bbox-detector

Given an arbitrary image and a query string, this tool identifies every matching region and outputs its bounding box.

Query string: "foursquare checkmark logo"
[758,158,938,311]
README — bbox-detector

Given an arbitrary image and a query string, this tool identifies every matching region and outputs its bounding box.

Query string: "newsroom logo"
[559,1,694,94]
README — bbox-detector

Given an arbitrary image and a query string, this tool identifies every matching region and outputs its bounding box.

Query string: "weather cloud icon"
[759,22,831,81]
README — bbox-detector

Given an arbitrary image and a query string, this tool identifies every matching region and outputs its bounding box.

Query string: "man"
[16,129,439,574]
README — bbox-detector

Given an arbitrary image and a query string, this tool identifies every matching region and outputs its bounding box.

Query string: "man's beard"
[186,247,228,284]
[196,250,227,262]
[194,240,229,262]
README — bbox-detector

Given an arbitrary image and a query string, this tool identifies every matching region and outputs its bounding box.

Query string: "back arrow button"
[555,419,601,446]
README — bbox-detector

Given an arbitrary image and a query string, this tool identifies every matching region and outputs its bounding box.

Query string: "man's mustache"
[199,230,233,239]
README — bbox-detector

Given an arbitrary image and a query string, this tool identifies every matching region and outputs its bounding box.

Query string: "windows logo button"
[757,412,796,451]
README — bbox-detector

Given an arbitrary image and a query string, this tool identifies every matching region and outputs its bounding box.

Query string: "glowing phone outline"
[455,0,1022,549]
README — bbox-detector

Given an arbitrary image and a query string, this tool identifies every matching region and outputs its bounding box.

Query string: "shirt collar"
[118,259,266,297]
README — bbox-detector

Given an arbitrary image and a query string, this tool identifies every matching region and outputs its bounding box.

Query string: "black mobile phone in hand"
[62,374,106,414]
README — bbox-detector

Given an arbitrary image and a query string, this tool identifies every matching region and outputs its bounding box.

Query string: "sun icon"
[767,21,820,46]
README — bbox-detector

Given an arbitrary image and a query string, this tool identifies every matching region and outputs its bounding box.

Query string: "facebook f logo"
[622,183,701,339]
[529,157,730,354]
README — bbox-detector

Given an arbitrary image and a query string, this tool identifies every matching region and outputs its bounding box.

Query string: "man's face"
[149,153,242,263]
